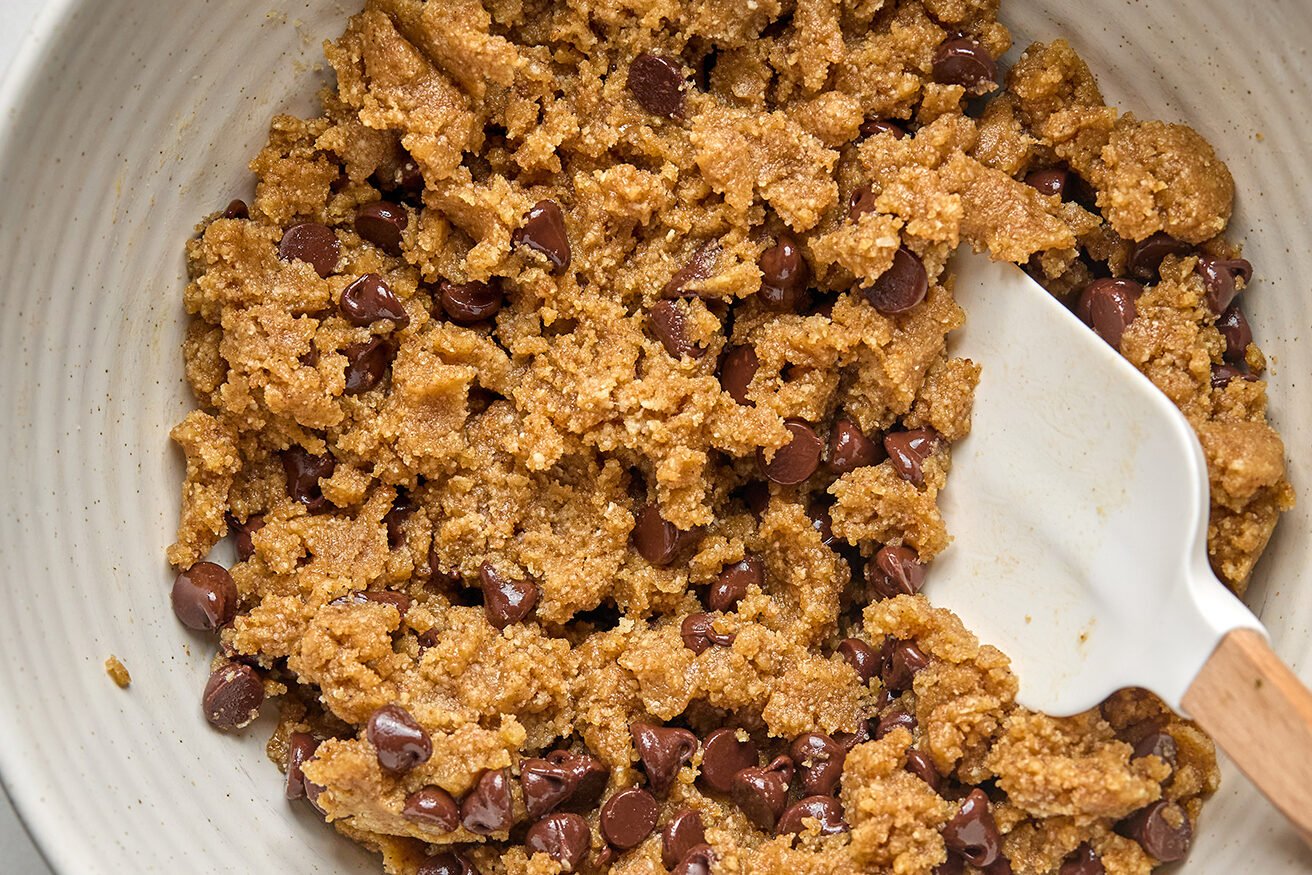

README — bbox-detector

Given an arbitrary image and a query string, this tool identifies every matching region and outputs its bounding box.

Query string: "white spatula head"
[928,252,1262,716]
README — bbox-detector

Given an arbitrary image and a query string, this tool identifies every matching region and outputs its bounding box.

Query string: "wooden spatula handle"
[1182,628,1312,843]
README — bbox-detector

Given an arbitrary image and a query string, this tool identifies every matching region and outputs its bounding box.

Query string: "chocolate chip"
[883,639,931,691]
[329,590,413,616]
[229,514,264,561]
[631,504,698,566]
[699,728,759,793]
[738,480,771,517]
[710,556,761,612]
[632,722,699,796]
[600,787,659,849]
[941,788,1001,867]
[932,38,997,91]
[278,223,340,278]
[303,772,328,816]
[884,427,940,487]
[875,707,918,739]
[526,812,591,870]
[1128,233,1192,281]
[789,732,846,796]
[384,500,411,549]
[681,612,735,654]
[860,119,906,139]
[281,446,336,514]
[807,498,837,548]
[1118,800,1192,862]
[1217,305,1252,363]
[461,767,514,835]
[1131,730,1179,777]
[353,201,409,256]
[777,795,848,836]
[759,234,810,312]
[662,809,707,869]
[758,419,822,485]
[828,416,883,474]
[402,785,460,831]
[514,200,571,272]
[864,246,928,314]
[417,852,477,875]
[343,336,396,395]
[367,704,432,774]
[340,273,410,328]
[171,561,238,631]
[935,855,965,875]
[719,345,759,404]
[1024,168,1069,199]
[223,199,249,220]
[285,732,320,800]
[905,748,941,793]
[838,638,881,683]
[479,562,539,629]
[662,241,720,298]
[202,662,264,730]
[730,756,794,831]
[867,545,926,600]
[673,844,716,875]
[374,153,425,199]
[627,52,687,119]
[650,299,705,359]
[1059,844,1105,875]
[1195,255,1253,314]
[521,751,608,818]
[440,279,505,325]
[835,719,873,752]
[1077,278,1142,348]
[848,186,878,221]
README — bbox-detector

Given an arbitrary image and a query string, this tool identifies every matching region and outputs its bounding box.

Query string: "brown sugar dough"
[170,1,1292,873]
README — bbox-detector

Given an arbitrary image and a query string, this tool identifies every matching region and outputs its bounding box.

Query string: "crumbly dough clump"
[171,2,1290,874]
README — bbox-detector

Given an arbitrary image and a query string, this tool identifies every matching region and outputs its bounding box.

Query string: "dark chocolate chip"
[285,732,320,800]
[1195,255,1253,314]
[1128,233,1192,281]
[417,852,477,875]
[1024,168,1069,199]
[1217,305,1252,363]
[1131,730,1179,778]
[789,732,846,797]
[526,812,591,871]
[828,416,883,474]
[699,728,759,793]
[461,767,514,835]
[848,186,878,221]
[631,504,698,566]
[941,788,1002,867]
[719,345,759,404]
[730,756,794,831]
[631,722,699,796]
[860,119,907,139]
[514,200,571,272]
[864,246,928,314]
[340,273,410,328]
[672,844,716,875]
[367,704,432,774]
[650,299,705,359]
[521,751,608,819]
[282,447,336,514]
[681,612,735,654]
[835,719,873,752]
[1059,843,1105,875]
[875,708,918,739]
[777,795,848,836]
[1118,800,1193,862]
[663,241,721,298]
[384,499,411,549]
[229,513,264,562]
[932,38,997,91]
[1211,363,1257,389]
[867,545,926,600]
[935,854,965,875]
[478,562,539,629]
[342,336,397,395]
[355,201,409,256]
[374,153,425,199]
[600,787,660,849]
[662,808,707,869]
[905,748,941,793]
[202,662,264,731]
[758,418,822,485]
[838,638,881,684]
[884,427,940,488]
[759,234,810,312]
[223,199,249,220]
[710,556,762,612]
[627,52,687,119]
[171,561,238,631]
[329,590,413,616]
[278,223,339,278]
[807,498,837,548]
[440,279,504,325]
[402,785,460,831]
[883,639,931,691]
[1076,278,1142,348]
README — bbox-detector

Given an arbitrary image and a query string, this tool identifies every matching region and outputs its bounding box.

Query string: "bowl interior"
[0,0,1309,872]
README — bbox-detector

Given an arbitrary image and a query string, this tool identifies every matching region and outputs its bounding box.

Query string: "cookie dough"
[169,2,1292,874]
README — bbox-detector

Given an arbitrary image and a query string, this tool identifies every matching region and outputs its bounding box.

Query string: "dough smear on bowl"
[168,1,1293,873]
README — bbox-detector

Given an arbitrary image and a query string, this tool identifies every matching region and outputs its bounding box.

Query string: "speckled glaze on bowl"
[0,0,1308,872]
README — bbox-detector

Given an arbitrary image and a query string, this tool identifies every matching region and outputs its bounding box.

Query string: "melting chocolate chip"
[777,795,848,836]
[627,52,687,119]
[883,639,931,691]
[759,234,811,312]
[731,756,794,831]
[355,201,409,255]
[650,299,705,359]
[461,768,514,835]
[699,728,759,794]
[223,199,249,220]
[884,427,940,487]
[367,704,432,774]
[710,556,762,612]
[941,788,1002,867]
[278,223,340,278]
[417,852,478,875]
[758,419,822,485]
[1077,278,1142,348]
[1195,255,1253,314]
[403,785,460,831]
[514,200,571,272]
[681,612,736,654]
[343,336,397,395]
[828,416,883,474]
[600,787,660,849]
[864,246,929,314]
[1118,800,1193,862]
[340,273,410,328]
[281,447,336,514]
[905,748,942,793]
[932,38,997,91]
[1128,233,1192,281]
[631,722,699,796]
[631,504,699,566]
[875,707,917,739]
[719,345,759,404]
[440,279,505,325]
[838,638,881,683]
[1217,305,1252,363]
[867,545,926,600]
[790,732,846,797]
[1024,168,1069,199]
[520,751,608,818]
[860,119,907,139]
[673,844,716,875]
[1059,843,1105,875]
[171,561,238,631]
[478,562,539,629]
[525,812,591,871]
[663,241,721,298]
[662,809,707,869]
[203,662,264,730]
